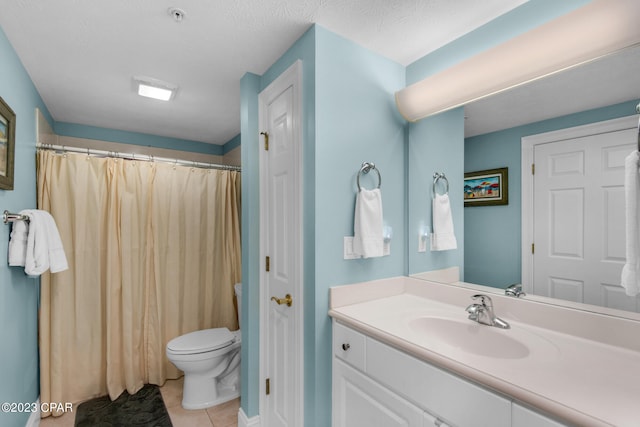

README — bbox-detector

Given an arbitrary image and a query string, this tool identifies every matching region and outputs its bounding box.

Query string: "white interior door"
[531,125,637,311]
[259,61,303,427]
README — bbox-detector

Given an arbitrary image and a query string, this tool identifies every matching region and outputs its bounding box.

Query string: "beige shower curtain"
[36,150,241,417]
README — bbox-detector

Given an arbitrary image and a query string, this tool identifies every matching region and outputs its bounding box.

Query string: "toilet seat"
[167,328,235,354]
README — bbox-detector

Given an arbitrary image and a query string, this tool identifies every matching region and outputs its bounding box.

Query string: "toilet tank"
[234,283,242,330]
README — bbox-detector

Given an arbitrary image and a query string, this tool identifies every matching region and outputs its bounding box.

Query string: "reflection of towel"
[621,150,640,296]
[22,209,68,276]
[353,189,384,258]
[431,193,457,251]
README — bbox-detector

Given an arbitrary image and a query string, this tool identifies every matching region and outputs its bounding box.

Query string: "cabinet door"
[333,359,424,427]
[512,403,568,427]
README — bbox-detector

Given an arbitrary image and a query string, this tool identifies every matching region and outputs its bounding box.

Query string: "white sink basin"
[408,316,530,359]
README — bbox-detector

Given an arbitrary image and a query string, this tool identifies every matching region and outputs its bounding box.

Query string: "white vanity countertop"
[328,276,640,427]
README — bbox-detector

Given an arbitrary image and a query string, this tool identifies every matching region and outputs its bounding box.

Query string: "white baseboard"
[24,397,40,427]
[238,407,260,427]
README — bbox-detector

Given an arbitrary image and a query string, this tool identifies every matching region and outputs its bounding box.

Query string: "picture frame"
[464,167,508,207]
[0,96,16,190]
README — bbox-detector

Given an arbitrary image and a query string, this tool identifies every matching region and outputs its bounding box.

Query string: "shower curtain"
[36,150,241,417]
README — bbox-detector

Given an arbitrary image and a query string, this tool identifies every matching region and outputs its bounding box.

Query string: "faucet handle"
[505,283,526,297]
[471,294,492,306]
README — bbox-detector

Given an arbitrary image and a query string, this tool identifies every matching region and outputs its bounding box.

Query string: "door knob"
[271,294,293,307]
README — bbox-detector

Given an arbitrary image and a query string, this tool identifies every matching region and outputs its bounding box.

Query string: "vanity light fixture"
[395,0,640,122]
[133,76,177,101]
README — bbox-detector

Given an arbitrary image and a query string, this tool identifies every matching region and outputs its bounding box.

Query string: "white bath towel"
[621,150,640,296]
[431,193,457,251]
[23,209,68,276]
[353,188,384,258]
[8,210,29,267]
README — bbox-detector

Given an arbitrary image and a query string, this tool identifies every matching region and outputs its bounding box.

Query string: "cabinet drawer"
[367,337,511,427]
[333,321,366,371]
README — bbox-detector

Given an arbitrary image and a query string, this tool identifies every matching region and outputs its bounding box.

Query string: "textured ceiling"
[0,0,526,145]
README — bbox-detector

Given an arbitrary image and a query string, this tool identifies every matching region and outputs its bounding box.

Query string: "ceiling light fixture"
[133,76,177,101]
[395,0,640,122]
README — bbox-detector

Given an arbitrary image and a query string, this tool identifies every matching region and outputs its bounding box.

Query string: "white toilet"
[166,283,242,410]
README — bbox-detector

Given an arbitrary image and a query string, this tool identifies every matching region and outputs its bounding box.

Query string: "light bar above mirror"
[395,0,640,122]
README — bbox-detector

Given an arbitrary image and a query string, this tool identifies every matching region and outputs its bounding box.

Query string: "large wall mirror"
[408,44,640,316]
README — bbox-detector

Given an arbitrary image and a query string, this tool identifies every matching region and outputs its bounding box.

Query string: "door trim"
[258,59,304,427]
[521,114,638,293]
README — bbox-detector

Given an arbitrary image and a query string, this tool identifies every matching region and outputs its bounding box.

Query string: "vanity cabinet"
[512,404,566,427]
[333,359,424,427]
[333,321,568,427]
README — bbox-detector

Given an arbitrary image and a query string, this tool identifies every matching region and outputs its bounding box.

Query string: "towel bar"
[3,210,29,224]
[357,162,382,192]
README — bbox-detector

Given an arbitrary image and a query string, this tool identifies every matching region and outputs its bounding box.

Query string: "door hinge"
[531,243,535,254]
[531,163,535,175]
[260,131,269,151]
[265,256,270,272]
[266,378,271,395]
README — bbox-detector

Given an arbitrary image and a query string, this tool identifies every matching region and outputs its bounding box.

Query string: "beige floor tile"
[167,404,214,427]
[206,398,239,427]
[160,377,185,409]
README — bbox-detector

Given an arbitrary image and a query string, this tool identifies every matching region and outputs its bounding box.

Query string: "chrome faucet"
[465,294,510,329]
[505,283,526,298]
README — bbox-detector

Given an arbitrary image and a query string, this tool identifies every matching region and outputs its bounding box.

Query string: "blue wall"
[464,100,638,288]
[0,27,52,427]
[240,24,406,426]
[55,122,225,156]
[313,26,406,426]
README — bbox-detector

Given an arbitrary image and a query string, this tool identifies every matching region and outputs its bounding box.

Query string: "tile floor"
[39,377,239,427]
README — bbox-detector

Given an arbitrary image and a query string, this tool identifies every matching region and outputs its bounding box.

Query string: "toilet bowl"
[166,283,242,410]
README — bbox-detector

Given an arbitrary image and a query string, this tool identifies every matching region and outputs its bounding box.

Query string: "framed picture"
[0,96,16,190]
[464,167,508,206]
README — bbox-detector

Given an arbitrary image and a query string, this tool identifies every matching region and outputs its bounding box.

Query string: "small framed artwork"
[0,96,16,190]
[464,167,508,207]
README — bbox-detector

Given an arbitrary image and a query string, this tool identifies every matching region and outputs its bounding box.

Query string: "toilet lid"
[167,328,235,354]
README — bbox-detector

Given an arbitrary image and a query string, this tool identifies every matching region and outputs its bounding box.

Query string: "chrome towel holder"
[433,172,449,197]
[3,210,29,224]
[357,162,382,192]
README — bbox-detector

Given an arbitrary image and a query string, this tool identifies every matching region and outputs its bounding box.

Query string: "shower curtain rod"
[36,143,241,172]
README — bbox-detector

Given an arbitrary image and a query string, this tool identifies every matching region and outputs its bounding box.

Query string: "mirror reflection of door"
[532,127,637,312]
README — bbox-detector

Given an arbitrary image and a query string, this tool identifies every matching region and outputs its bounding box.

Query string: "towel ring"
[357,162,382,191]
[433,172,449,197]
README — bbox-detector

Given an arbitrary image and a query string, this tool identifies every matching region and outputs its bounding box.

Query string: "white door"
[532,126,636,311]
[259,61,303,427]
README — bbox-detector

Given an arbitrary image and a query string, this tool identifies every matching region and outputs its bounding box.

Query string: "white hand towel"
[621,150,640,296]
[353,188,384,258]
[8,210,29,266]
[24,210,68,276]
[431,193,457,251]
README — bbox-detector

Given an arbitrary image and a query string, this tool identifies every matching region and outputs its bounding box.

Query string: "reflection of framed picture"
[464,167,508,206]
[0,96,16,190]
